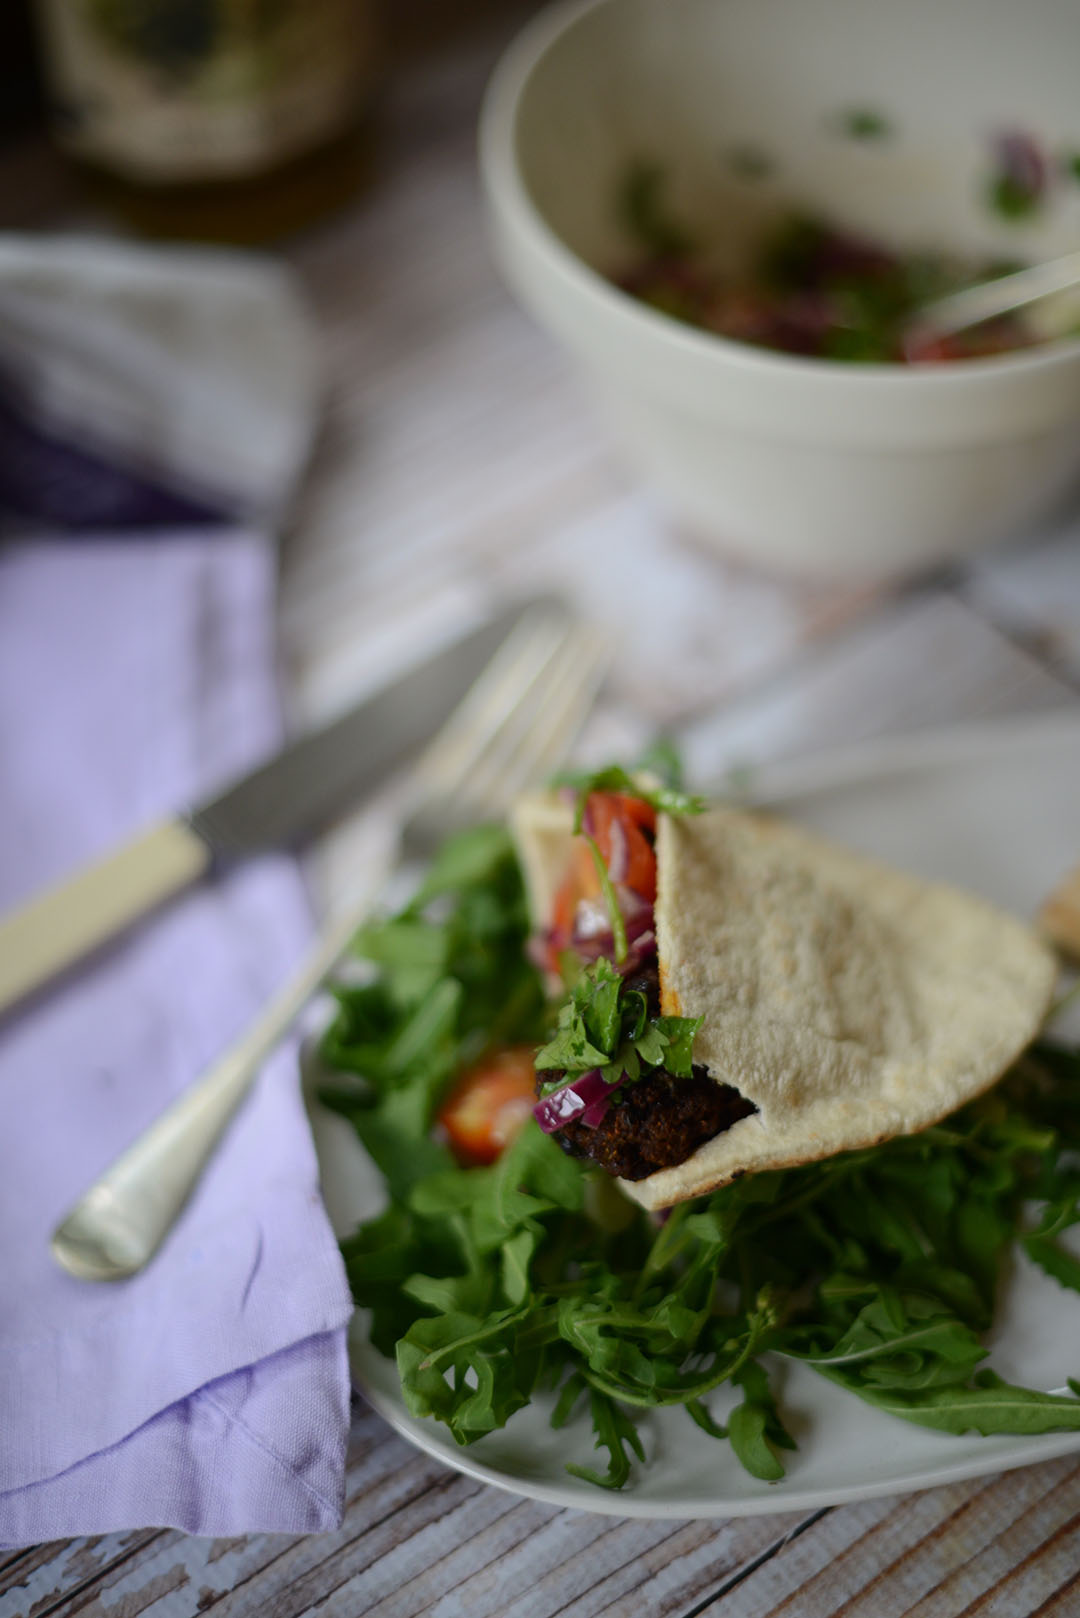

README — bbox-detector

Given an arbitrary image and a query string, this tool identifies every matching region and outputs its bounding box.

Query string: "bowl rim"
[479,0,1080,393]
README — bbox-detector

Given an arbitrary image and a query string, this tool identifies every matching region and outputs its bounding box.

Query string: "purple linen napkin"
[0,534,354,1544]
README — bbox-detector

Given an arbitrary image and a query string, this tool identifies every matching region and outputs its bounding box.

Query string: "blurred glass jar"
[34,0,377,242]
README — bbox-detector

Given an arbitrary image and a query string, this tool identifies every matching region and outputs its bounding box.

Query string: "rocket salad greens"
[320,818,1080,1492]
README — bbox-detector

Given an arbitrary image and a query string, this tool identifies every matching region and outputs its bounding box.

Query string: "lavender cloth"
[0,535,354,1545]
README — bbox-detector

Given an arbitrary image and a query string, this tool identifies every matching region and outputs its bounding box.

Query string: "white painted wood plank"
[692,1456,1080,1618]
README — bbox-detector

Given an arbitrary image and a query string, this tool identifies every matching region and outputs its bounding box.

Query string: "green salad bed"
[320,820,1080,1491]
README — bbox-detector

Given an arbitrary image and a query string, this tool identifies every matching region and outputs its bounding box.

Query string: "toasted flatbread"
[512,794,1057,1210]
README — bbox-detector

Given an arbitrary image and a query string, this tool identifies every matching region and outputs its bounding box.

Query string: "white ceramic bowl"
[480,0,1080,577]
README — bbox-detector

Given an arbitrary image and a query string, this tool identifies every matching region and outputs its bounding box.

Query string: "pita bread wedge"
[511,794,1057,1211]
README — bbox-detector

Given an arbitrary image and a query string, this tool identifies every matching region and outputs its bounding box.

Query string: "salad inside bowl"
[481,0,1080,574]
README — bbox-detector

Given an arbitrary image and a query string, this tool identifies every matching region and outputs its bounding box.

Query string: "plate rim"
[345,709,1080,1519]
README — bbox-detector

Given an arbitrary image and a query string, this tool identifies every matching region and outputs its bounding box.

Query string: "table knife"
[0,600,546,1019]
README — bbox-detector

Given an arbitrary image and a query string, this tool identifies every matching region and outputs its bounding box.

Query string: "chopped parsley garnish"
[617,161,694,257]
[835,107,893,141]
[989,173,1043,220]
[534,958,702,1091]
[615,199,1041,364]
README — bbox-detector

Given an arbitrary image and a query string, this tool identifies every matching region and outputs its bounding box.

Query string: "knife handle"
[0,821,211,1018]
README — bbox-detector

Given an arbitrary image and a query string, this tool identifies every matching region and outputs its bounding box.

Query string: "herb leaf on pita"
[534,958,702,1096]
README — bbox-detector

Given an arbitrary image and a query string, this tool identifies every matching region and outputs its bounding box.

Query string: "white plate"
[312,714,1080,1518]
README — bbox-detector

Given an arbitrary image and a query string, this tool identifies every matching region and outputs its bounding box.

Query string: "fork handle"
[50,906,364,1282]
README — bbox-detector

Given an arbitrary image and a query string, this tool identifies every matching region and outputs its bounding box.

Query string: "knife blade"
[0,599,553,1019]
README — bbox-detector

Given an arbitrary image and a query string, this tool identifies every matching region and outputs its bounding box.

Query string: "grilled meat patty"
[539,963,756,1181]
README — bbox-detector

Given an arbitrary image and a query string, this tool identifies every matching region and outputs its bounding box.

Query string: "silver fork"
[51,607,606,1283]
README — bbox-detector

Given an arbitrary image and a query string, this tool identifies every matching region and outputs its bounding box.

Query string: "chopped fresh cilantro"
[989,174,1042,220]
[836,107,893,141]
[617,161,694,257]
[534,958,702,1098]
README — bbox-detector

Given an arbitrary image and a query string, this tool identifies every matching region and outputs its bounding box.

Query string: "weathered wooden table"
[5,17,1080,1617]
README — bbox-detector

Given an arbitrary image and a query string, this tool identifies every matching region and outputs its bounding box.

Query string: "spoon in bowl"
[905,247,1080,359]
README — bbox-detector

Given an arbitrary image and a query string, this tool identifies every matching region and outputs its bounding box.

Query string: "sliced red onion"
[620,886,654,937]
[570,919,657,973]
[573,884,650,944]
[574,895,613,940]
[605,815,629,883]
[533,1084,585,1132]
[622,888,649,923]
[533,1067,613,1134]
[624,929,655,965]
[580,1087,615,1129]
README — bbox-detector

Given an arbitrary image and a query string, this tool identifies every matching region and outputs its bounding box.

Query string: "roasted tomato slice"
[585,792,657,903]
[545,792,658,971]
[437,1046,538,1166]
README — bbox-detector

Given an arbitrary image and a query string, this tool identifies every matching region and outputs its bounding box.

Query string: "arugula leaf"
[345,1093,455,1203]
[728,1362,795,1482]
[782,1292,988,1390]
[348,917,449,979]
[566,1389,647,1489]
[552,1372,588,1429]
[686,1398,728,1440]
[396,1307,533,1441]
[816,1367,1080,1438]
[409,822,516,906]
[1023,1195,1080,1294]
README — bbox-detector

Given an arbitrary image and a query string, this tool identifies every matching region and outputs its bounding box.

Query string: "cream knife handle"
[0,821,210,1018]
